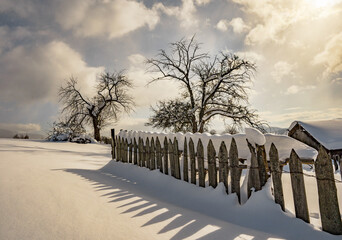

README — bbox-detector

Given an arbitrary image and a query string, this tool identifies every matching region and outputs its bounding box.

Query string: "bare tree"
[146,36,266,133]
[59,71,134,141]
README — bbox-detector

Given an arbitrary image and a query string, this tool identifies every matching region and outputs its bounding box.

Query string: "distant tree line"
[13,134,29,139]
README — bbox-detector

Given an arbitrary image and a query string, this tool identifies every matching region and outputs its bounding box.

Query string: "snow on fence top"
[289,119,342,150]
[118,128,317,161]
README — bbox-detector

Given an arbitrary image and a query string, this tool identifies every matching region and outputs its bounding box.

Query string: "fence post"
[124,139,128,163]
[289,149,310,223]
[150,137,155,170]
[247,140,261,198]
[145,137,150,169]
[189,138,196,185]
[169,139,175,177]
[230,138,240,203]
[174,138,181,179]
[208,140,217,188]
[163,137,169,175]
[133,138,138,165]
[156,137,162,172]
[117,137,121,161]
[121,137,124,162]
[183,137,189,182]
[315,146,342,235]
[219,141,229,194]
[111,129,115,160]
[197,139,205,187]
[256,144,268,186]
[269,143,285,211]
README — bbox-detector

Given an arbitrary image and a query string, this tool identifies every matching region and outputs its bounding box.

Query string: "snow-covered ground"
[0,139,341,240]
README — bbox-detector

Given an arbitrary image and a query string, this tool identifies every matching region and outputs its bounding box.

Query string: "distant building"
[288,119,342,169]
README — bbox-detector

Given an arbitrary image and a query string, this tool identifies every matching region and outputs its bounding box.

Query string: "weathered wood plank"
[133,138,138,165]
[197,139,205,188]
[219,141,229,194]
[208,140,217,188]
[150,137,156,170]
[111,129,115,160]
[289,149,310,223]
[256,144,268,186]
[189,138,196,185]
[156,137,162,173]
[183,137,189,182]
[124,139,128,163]
[169,139,175,177]
[163,137,169,175]
[230,138,240,203]
[269,143,285,211]
[128,140,133,163]
[247,140,261,198]
[138,138,143,167]
[145,138,150,169]
[116,136,120,161]
[174,137,181,180]
[315,146,342,235]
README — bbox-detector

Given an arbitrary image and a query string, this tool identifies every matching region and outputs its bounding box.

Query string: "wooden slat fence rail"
[111,129,342,235]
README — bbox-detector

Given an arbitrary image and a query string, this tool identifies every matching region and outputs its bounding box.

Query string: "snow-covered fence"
[269,144,342,235]
[111,129,342,235]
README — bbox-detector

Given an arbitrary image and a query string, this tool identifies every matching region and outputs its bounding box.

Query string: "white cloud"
[195,0,212,5]
[271,61,296,83]
[229,18,249,33]
[313,32,342,74]
[56,0,160,39]
[0,41,104,104]
[284,85,316,95]
[216,20,229,32]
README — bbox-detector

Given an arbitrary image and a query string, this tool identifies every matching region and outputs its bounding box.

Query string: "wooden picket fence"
[110,129,342,235]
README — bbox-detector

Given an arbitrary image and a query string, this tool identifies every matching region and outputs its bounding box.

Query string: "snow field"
[1,139,341,240]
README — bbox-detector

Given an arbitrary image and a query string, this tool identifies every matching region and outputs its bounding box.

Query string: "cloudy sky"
[1,0,342,136]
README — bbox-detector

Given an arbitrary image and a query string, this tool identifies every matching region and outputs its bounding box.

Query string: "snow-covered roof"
[289,119,342,150]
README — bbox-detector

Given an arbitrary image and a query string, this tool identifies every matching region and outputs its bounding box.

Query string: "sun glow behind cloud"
[307,0,342,8]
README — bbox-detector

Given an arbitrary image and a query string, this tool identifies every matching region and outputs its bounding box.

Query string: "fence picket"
[183,137,189,182]
[128,140,133,163]
[133,138,138,165]
[256,144,268,186]
[150,137,155,170]
[146,138,150,169]
[174,138,181,180]
[189,138,196,185]
[111,129,115,160]
[156,137,162,172]
[169,139,175,177]
[289,149,310,223]
[247,140,261,198]
[230,138,240,203]
[197,139,205,187]
[219,141,229,194]
[315,146,342,235]
[163,137,169,175]
[208,140,217,188]
[269,143,285,211]
[138,138,143,167]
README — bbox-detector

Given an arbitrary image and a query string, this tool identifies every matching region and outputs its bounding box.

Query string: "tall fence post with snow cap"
[197,139,205,187]
[174,137,181,180]
[208,139,217,188]
[230,138,240,203]
[247,140,261,198]
[163,137,169,175]
[219,141,229,194]
[269,143,285,211]
[183,137,189,182]
[156,137,162,172]
[289,149,310,223]
[315,146,342,235]
[111,129,115,160]
[150,137,155,170]
[189,138,196,185]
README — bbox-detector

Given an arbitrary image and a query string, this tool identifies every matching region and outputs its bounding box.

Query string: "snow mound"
[245,128,266,146]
